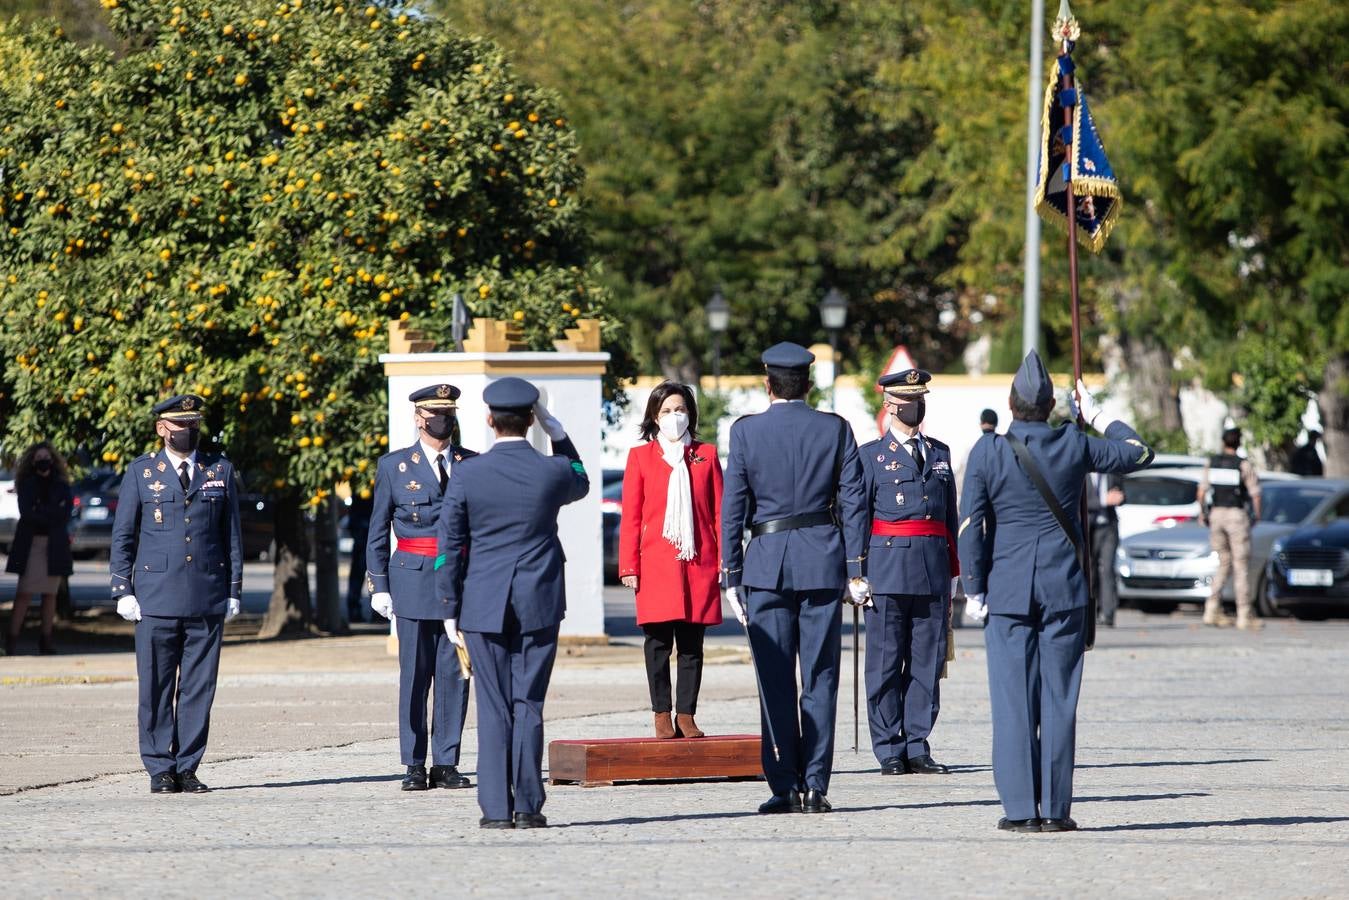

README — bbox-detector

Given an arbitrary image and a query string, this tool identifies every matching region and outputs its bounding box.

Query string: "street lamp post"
[706,288,730,394]
[819,288,848,409]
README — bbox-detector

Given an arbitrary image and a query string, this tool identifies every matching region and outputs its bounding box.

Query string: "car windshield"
[1123,477,1197,506]
[1259,484,1334,524]
[603,479,623,501]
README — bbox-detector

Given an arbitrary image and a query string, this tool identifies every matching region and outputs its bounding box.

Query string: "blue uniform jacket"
[958,419,1153,616]
[720,401,868,591]
[435,438,589,634]
[861,432,959,596]
[366,442,477,620]
[109,450,243,617]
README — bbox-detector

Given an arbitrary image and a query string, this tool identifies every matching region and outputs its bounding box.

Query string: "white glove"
[725,586,747,626]
[964,593,988,624]
[117,594,142,622]
[1071,379,1104,429]
[846,577,874,608]
[225,598,241,622]
[443,618,464,647]
[532,400,567,441]
[371,591,394,619]
[950,576,963,599]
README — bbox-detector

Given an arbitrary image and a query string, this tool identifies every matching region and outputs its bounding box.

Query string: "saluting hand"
[532,400,567,442]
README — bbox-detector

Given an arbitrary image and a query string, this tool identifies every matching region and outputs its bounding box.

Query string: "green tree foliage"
[436,0,971,380]
[0,0,622,502]
[0,0,119,47]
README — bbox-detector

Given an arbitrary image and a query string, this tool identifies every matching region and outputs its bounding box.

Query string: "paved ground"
[3,599,1348,896]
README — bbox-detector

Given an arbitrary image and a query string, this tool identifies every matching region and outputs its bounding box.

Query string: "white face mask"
[658,411,689,441]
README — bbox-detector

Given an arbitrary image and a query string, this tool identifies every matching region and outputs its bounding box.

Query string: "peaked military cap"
[153,394,205,423]
[761,342,815,371]
[878,368,932,396]
[409,383,460,410]
[1011,350,1054,406]
[483,376,539,412]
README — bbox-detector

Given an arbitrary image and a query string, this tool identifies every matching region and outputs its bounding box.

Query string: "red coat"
[619,439,724,626]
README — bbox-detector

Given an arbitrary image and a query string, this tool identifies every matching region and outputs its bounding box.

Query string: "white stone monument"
[379,318,611,642]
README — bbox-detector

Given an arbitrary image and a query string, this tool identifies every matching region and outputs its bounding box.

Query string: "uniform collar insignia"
[156,461,167,472]
[888,441,899,451]
[411,451,421,464]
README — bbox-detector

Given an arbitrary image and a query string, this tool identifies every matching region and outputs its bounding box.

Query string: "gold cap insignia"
[436,384,451,399]
[181,397,194,410]
[906,370,919,384]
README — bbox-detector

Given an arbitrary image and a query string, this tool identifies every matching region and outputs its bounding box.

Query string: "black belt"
[750,511,836,538]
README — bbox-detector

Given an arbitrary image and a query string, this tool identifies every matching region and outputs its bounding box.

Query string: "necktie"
[908,438,924,472]
[436,455,448,493]
[178,460,191,491]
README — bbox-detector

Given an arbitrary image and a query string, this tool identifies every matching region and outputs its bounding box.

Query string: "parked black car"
[1266,493,1349,619]
[69,469,121,558]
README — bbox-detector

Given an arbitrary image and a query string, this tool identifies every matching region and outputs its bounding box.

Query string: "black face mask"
[895,399,926,428]
[423,414,455,441]
[167,427,201,454]
[34,459,52,475]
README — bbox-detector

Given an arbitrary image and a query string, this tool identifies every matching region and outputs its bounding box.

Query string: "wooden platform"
[548,734,764,787]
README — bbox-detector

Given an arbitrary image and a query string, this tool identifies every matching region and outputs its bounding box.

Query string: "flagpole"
[1054,1,1096,649]
[1022,0,1045,357]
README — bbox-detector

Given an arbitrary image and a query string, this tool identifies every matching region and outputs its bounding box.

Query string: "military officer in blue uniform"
[435,378,589,829]
[959,352,1153,833]
[110,394,243,794]
[367,384,476,792]
[860,368,959,777]
[721,342,870,815]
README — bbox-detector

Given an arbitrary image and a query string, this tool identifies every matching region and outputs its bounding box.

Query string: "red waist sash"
[397,536,438,557]
[870,519,960,577]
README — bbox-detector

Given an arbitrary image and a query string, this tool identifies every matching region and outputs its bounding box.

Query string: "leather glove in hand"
[532,400,567,442]
[225,598,241,622]
[371,591,394,619]
[725,586,747,626]
[964,593,988,624]
[117,595,142,622]
[846,577,874,608]
[1070,379,1105,429]
[443,618,464,648]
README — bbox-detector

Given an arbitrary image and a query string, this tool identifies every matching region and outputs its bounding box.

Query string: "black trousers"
[642,620,706,715]
[1092,522,1120,624]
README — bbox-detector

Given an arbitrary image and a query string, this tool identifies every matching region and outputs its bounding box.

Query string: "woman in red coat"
[619,382,724,739]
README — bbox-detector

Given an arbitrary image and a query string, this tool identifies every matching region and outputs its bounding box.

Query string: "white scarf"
[658,432,696,561]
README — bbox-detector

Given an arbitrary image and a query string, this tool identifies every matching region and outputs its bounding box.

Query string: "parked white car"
[0,468,19,552]
[1117,464,1299,540]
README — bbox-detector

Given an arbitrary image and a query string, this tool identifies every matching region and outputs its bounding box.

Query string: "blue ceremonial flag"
[1034,10,1121,253]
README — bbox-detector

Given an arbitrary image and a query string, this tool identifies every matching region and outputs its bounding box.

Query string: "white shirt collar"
[163,446,198,472]
[419,440,451,466]
[493,436,529,444]
[770,398,806,405]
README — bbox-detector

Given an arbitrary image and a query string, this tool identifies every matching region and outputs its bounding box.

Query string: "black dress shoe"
[801,789,832,814]
[429,765,472,789]
[513,812,548,829]
[178,771,210,793]
[904,754,950,775]
[997,817,1042,833]
[150,773,181,794]
[479,817,514,829]
[757,791,802,814]
[880,757,905,775]
[401,765,429,791]
[1040,817,1078,832]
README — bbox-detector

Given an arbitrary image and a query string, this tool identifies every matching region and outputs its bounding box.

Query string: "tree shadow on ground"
[213,774,408,791]
[1083,815,1349,832]
[1076,757,1271,769]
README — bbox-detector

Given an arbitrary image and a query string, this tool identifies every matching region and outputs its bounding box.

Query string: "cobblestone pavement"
[3,610,1347,897]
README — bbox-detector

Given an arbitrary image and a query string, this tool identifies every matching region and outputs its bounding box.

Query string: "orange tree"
[0,0,627,634]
